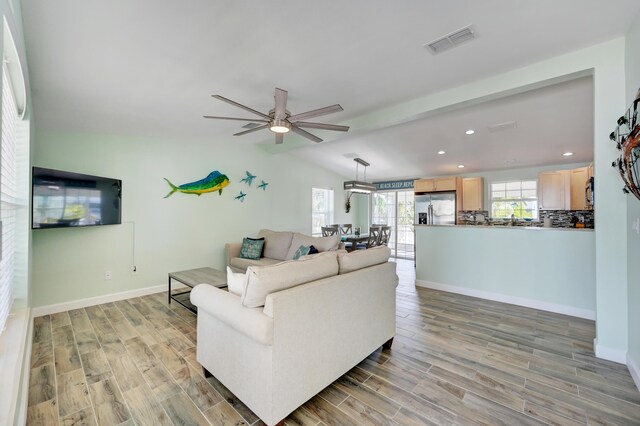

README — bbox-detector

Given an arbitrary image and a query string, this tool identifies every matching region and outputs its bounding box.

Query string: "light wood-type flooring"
[27,259,640,425]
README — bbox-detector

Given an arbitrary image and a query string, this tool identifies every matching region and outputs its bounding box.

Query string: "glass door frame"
[370,190,414,260]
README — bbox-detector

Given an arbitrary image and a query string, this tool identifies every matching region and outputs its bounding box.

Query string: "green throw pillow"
[240,237,265,260]
[293,244,311,260]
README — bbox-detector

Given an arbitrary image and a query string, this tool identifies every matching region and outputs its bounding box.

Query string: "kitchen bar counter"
[414,224,593,231]
[414,224,595,319]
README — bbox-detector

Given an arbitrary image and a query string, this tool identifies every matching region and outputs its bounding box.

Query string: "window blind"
[0,66,18,334]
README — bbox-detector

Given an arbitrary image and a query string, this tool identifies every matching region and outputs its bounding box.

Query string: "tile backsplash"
[457,209,594,228]
[539,209,594,228]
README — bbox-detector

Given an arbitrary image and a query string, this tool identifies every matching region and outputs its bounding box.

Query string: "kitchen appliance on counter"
[585,176,595,209]
[415,192,456,225]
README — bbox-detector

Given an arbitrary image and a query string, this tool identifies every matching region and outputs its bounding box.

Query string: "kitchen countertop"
[414,224,594,232]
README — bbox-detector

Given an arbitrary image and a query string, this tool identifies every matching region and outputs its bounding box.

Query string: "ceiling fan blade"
[274,88,288,120]
[288,104,344,123]
[275,133,284,144]
[292,126,323,143]
[203,115,270,123]
[233,124,269,136]
[294,122,350,132]
[211,95,272,120]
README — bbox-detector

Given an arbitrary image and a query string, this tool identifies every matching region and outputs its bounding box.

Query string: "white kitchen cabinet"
[538,170,569,210]
[570,167,589,210]
[461,177,484,210]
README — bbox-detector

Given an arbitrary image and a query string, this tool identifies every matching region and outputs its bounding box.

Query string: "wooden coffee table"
[168,267,227,313]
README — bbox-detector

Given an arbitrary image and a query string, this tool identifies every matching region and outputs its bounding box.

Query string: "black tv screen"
[32,167,122,229]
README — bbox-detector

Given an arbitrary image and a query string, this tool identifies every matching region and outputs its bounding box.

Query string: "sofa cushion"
[337,245,391,274]
[240,237,265,260]
[292,245,311,260]
[226,266,246,296]
[229,257,281,271]
[241,251,339,308]
[285,233,341,260]
[258,229,294,261]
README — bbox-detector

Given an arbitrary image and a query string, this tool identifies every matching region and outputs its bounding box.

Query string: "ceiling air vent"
[424,25,476,55]
[488,120,518,133]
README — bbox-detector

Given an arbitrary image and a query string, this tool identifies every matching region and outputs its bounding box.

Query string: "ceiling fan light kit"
[269,119,290,133]
[204,88,349,144]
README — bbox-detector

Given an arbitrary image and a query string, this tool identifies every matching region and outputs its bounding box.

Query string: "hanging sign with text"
[374,180,415,191]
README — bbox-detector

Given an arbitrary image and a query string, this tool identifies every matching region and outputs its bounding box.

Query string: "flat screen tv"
[32,167,122,229]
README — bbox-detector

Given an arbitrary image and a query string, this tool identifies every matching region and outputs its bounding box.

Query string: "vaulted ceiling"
[22,1,640,180]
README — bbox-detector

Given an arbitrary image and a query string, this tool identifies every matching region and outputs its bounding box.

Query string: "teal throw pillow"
[240,237,265,260]
[293,244,311,260]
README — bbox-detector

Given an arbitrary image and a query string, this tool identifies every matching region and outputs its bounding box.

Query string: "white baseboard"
[415,279,596,320]
[31,284,171,317]
[593,338,628,364]
[627,353,640,392]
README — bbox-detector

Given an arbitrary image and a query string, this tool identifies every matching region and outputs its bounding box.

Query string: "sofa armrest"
[225,242,242,267]
[190,284,273,345]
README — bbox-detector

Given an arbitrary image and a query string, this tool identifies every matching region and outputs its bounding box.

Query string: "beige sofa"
[191,246,397,426]
[225,229,342,272]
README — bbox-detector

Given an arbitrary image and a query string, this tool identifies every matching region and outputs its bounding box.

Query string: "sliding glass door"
[371,190,414,259]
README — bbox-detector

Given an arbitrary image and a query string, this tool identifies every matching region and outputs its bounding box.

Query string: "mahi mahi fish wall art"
[164,171,230,198]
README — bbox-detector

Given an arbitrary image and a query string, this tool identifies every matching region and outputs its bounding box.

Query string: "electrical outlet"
[104,270,112,280]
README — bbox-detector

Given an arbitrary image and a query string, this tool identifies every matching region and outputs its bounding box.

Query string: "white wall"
[415,226,595,319]
[31,131,358,307]
[625,11,640,385]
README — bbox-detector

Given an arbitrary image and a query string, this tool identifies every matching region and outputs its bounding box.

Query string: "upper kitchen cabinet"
[570,166,590,210]
[461,177,484,210]
[538,170,569,210]
[414,177,457,193]
[435,177,457,191]
[414,178,435,192]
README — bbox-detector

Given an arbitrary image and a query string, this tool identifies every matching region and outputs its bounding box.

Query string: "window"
[311,188,334,235]
[0,64,19,334]
[490,180,538,219]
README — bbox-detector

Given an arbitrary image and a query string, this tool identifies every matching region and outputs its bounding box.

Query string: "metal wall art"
[611,88,640,201]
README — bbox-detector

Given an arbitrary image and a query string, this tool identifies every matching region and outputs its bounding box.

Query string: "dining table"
[341,233,370,252]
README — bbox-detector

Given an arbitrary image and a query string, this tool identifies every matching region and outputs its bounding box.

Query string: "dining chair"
[379,226,391,246]
[357,226,381,249]
[321,226,339,237]
[340,224,352,235]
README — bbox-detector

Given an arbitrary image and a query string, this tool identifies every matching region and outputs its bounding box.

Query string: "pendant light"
[343,158,376,194]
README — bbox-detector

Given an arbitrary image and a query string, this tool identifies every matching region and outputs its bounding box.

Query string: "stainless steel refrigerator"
[415,192,456,225]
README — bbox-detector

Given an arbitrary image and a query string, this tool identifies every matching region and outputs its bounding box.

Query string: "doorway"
[371,190,415,259]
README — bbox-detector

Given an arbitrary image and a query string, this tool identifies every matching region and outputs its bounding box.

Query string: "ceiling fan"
[203,88,350,144]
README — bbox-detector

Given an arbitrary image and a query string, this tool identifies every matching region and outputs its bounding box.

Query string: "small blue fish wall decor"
[240,171,256,186]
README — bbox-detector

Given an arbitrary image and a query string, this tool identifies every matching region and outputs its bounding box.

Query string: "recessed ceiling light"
[563,152,574,157]
[457,164,465,168]
[437,150,446,155]
[465,129,475,135]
